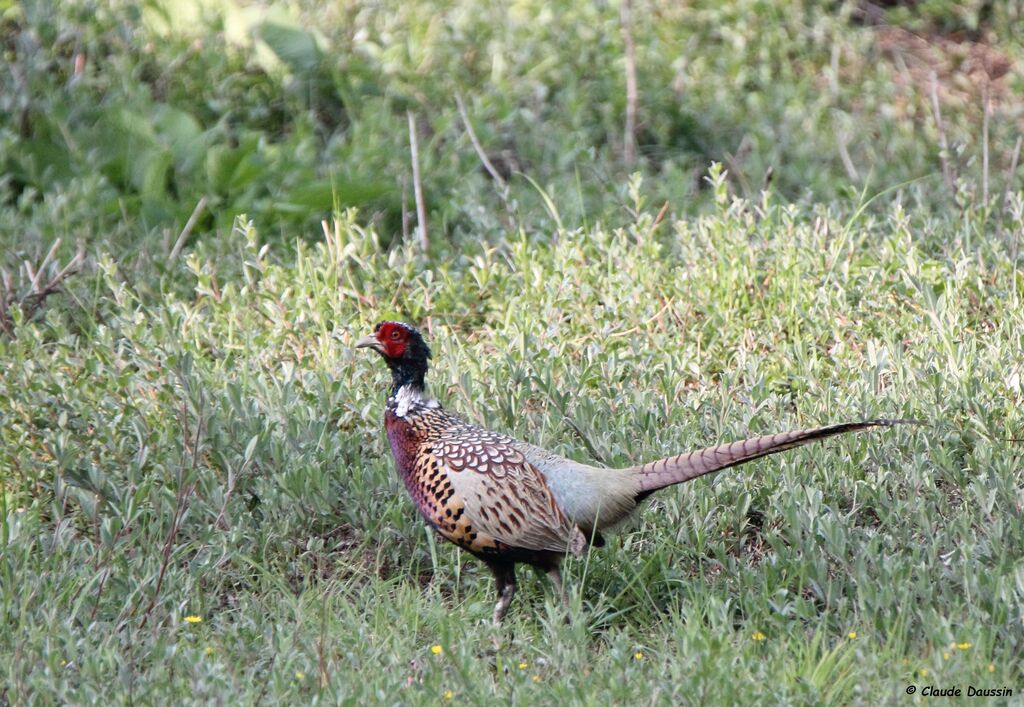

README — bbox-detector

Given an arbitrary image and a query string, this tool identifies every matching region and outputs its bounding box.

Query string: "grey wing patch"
[434,425,585,555]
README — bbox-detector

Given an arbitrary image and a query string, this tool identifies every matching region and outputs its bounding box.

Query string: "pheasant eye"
[390,330,401,340]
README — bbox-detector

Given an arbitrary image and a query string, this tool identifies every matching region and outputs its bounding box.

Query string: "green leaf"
[109,107,160,147]
[272,179,393,215]
[9,138,75,188]
[132,147,173,200]
[258,21,320,76]
[205,144,244,188]
[151,104,204,165]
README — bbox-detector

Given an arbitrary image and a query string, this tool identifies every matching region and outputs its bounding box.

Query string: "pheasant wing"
[433,426,584,555]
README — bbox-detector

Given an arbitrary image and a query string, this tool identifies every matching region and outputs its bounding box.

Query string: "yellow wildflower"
[532,675,541,683]
[634,651,644,661]
[920,668,928,678]
[518,662,528,670]
[295,671,305,680]
[752,631,766,642]
[205,646,214,656]
[184,615,203,624]
[847,632,857,640]
[988,664,995,673]
[443,690,454,700]
[942,652,951,660]
[957,642,971,650]
[431,645,443,655]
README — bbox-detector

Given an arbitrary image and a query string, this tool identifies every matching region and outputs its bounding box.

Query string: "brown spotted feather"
[386,399,584,560]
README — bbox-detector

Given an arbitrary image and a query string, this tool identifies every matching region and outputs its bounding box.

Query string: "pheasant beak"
[354,333,385,354]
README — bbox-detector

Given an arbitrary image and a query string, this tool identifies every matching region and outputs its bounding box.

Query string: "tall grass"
[2,196,1022,701]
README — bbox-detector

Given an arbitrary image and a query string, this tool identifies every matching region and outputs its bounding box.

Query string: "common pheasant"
[357,321,906,623]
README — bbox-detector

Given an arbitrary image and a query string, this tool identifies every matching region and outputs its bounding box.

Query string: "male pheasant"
[357,321,905,623]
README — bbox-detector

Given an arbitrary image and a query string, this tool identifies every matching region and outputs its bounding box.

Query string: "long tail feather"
[633,418,916,497]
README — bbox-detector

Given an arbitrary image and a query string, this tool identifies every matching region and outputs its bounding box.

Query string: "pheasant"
[356,321,906,623]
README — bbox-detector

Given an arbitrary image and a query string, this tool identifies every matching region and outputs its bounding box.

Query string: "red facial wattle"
[377,322,408,359]
[383,337,406,358]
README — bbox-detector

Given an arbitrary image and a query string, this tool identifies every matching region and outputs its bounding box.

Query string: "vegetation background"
[1,0,1022,703]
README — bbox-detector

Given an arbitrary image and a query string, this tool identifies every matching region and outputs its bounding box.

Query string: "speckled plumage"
[356,321,909,623]
[384,385,586,563]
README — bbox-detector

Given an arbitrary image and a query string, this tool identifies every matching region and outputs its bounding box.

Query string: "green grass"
[2,0,1024,703]
[3,198,1023,702]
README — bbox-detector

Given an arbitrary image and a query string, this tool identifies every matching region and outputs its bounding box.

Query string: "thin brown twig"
[401,178,410,243]
[1,243,85,336]
[22,260,36,291]
[90,571,111,623]
[318,592,330,689]
[1002,136,1022,210]
[454,94,506,189]
[929,72,956,196]
[48,247,86,288]
[652,200,669,230]
[30,238,61,292]
[137,392,205,630]
[169,195,208,264]
[837,131,860,182]
[620,0,638,165]
[642,201,670,243]
[607,299,672,339]
[407,110,429,251]
[982,82,990,205]
[454,94,518,232]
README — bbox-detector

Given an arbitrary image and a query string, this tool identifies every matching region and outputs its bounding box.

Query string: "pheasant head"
[355,320,432,393]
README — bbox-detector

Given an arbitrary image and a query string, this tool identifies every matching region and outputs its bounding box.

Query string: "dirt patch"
[874,25,1015,108]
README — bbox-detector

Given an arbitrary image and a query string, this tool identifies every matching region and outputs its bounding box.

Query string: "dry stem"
[407,110,429,251]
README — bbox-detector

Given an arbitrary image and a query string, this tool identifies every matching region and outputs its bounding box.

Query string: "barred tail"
[632,419,914,497]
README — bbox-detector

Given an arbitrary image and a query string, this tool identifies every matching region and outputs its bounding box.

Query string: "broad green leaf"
[151,105,204,165]
[258,21,321,76]
[272,179,393,215]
